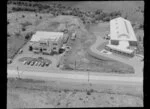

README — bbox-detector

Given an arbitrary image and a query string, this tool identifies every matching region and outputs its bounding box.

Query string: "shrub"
[25,32,34,40]
[39,16,42,19]
[86,90,91,95]
[22,15,25,18]
[22,27,26,31]
[7,21,9,25]
[21,21,32,28]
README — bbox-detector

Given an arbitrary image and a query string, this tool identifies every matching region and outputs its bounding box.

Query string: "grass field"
[7,78,143,108]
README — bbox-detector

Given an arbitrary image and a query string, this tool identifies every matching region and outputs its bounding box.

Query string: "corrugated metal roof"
[110,17,137,41]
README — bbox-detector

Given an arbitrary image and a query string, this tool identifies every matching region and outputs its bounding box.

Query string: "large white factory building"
[105,17,137,57]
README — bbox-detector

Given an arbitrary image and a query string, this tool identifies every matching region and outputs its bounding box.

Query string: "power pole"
[17,66,20,79]
[88,71,89,82]
[88,70,92,86]
[75,60,76,70]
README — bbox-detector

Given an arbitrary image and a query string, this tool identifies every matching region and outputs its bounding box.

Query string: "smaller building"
[29,31,64,55]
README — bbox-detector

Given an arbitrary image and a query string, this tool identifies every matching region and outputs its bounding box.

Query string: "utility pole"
[88,71,89,82]
[88,70,92,86]
[75,60,76,70]
[17,66,20,79]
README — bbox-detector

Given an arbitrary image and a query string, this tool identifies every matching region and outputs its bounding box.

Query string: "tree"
[25,32,34,40]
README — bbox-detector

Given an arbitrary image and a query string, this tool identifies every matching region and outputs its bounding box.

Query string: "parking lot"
[8,41,66,71]
[18,57,51,67]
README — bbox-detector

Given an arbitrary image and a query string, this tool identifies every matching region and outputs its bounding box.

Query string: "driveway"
[89,31,143,77]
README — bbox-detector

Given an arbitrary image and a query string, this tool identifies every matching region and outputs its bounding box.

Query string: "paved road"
[7,68,143,86]
[89,32,143,76]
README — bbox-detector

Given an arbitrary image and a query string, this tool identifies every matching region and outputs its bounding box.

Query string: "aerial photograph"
[7,0,144,108]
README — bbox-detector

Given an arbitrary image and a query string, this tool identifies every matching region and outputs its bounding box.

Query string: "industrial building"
[29,31,64,55]
[105,17,138,57]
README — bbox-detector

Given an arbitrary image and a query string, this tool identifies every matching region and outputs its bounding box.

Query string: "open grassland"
[7,78,143,108]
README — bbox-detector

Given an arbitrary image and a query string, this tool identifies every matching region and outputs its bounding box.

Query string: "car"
[24,61,29,65]
[24,61,27,65]
[29,61,33,65]
[30,61,35,66]
[45,62,50,67]
[41,62,45,67]
[38,62,43,66]
[34,61,39,66]
[22,60,27,64]
[37,62,42,66]
[41,63,45,67]
[27,61,31,65]
[18,49,23,54]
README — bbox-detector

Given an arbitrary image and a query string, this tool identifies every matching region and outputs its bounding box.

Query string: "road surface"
[7,68,143,86]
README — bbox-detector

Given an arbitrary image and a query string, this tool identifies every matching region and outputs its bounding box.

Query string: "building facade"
[29,31,64,55]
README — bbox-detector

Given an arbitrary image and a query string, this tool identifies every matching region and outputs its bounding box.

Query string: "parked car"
[25,61,28,65]
[37,62,42,66]
[38,62,43,66]
[41,62,45,67]
[22,60,27,64]
[18,49,23,54]
[41,63,45,67]
[45,62,50,67]
[27,61,31,65]
[30,61,35,66]
[34,61,39,66]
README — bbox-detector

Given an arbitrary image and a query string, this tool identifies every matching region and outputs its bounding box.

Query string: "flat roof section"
[30,31,64,42]
[106,44,134,54]
[110,17,137,41]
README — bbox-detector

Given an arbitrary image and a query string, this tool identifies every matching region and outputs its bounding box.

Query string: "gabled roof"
[30,31,63,42]
[110,17,137,41]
